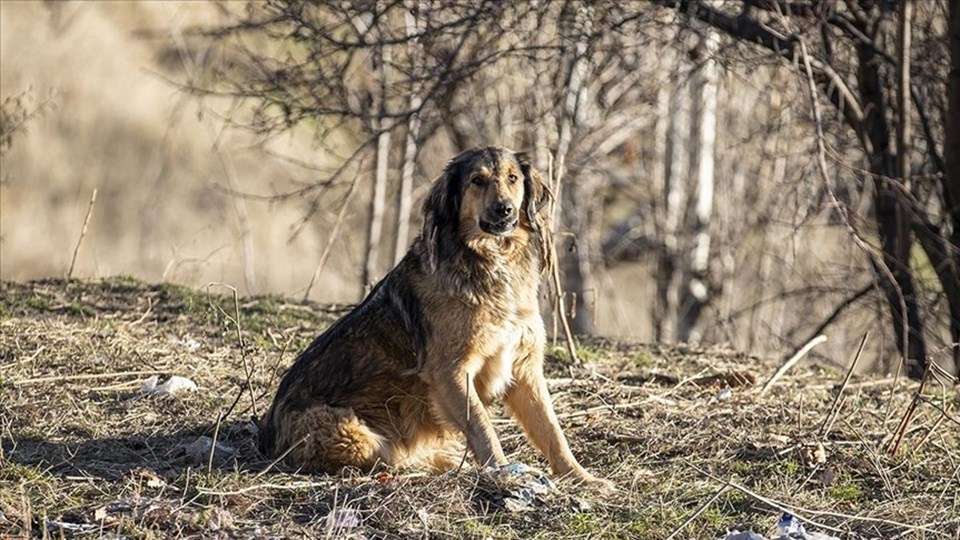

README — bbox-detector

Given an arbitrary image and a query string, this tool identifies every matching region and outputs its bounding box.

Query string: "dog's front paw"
[563,468,617,494]
[579,474,617,494]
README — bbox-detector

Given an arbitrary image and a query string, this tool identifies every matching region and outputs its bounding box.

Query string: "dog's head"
[421,146,551,270]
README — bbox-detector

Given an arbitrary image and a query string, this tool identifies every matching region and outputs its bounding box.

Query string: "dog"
[258,146,606,486]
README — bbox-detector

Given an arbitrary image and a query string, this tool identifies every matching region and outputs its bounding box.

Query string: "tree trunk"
[946,0,960,374]
[856,18,928,378]
[679,30,718,343]
[556,1,595,335]
[394,4,423,265]
[363,42,392,289]
[655,59,690,343]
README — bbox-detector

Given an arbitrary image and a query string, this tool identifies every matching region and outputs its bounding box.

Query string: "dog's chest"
[473,310,537,402]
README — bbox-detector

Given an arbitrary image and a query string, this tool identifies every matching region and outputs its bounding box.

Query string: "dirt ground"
[1,278,957,539]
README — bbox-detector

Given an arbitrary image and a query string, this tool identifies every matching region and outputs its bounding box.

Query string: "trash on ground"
[777,513,840,540]
[718,531,767,540]
[325,508,361,530]
[490,462,557,512]
[140,375,197,395]
[718,513,841,540]
[171,336,201,352]
[46,519,99,534]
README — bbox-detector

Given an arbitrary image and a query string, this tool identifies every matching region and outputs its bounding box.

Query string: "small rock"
[184,436,235,465]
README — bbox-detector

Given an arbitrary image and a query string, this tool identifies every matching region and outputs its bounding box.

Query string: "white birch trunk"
[393,3,423,264]
[363,37,392,288]
[679,30,718,343]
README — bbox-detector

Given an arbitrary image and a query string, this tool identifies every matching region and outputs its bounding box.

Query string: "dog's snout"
[491,200,515,219]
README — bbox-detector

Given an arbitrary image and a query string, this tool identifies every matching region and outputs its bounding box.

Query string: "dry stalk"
[255,435,309,478]
[759,334,827,396]
[664,484,729,540]
[818,332,868,439]
[205,282,258,418]
[546,153,580,364]
[694,464,942,536]
[303,170,363,301]
[916,395,960,430]
[207,411,224,474]
[197,480,332,497]
[0,345,45,371]
[12,369,166,386]
[886,364,932,455]
[67,187,98,279]
[913,413,946,453]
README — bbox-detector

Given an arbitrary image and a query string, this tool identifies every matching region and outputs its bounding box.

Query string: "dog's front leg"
[431,367,507,468]
[505,355,603,485]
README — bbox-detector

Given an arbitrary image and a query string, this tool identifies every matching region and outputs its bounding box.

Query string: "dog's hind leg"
[385,432,465,473]
[275,404,386,473]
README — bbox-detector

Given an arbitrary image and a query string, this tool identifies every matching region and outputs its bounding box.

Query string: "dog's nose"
[491,200,514,218]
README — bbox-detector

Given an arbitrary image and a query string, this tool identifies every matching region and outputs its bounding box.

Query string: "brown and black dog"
[259,146,607,486]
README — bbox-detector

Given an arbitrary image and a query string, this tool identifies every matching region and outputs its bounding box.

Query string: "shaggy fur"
[259,146,606,485]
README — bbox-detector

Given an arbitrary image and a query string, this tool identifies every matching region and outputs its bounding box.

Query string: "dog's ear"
[421,160,462,272]
[515,152,552,233]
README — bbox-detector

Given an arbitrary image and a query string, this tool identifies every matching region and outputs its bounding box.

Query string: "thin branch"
[67,188,98,279]
[303,167,364,301]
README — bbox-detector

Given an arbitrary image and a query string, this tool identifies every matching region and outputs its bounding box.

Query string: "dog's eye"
[471,176,484,186]
[507,174,519,183]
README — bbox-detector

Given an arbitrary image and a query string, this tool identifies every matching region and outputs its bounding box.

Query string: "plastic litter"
[493,462,556,512]
[325,508,360,529]
[140,375,197,395]
[777,513,840,540]
[718,532,766,540]
[717,513,841,540]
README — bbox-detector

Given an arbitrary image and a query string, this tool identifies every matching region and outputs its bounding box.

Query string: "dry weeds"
[1,277,957,539]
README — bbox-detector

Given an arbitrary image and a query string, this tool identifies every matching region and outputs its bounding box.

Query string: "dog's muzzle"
[480,200,518,236]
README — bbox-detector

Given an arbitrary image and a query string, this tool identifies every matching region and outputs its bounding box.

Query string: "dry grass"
[1,277,957,539]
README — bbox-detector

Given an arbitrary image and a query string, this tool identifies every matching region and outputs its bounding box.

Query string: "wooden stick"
[758,335,827,396]
[546,152,580,364]
[665,485,729,540]
[208,411,224,474]
[0,346,45,371]
[67,187,98,279]
[819,332,868,439]
[303,172,363,301]
[12,370,166,386]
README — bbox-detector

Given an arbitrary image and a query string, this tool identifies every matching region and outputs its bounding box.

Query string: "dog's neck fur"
[413,225,541,313]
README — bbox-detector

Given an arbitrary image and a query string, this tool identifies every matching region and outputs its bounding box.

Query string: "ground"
[0,278,957,539]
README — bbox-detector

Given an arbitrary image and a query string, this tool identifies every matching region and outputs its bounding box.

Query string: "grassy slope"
[0,278,957,539]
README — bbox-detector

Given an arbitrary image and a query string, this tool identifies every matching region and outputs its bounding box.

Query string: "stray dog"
[259,146,607,486]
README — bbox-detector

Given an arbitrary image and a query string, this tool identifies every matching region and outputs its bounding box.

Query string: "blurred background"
[1,0,956,377]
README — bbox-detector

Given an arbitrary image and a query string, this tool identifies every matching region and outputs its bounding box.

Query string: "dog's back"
[258,261,431,469]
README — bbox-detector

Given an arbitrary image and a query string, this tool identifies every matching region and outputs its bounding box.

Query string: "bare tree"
[654,0,954,378]
[393,3,424,265]
[678,29,718,343]
[189,0,953,377]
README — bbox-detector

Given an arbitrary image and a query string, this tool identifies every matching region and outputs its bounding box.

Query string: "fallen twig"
[67,187,98,279]
[12,370,166,386]
[692,464,945,536]
[819,332,868,439]
[759,335,827,396]
[665,484,729,540]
